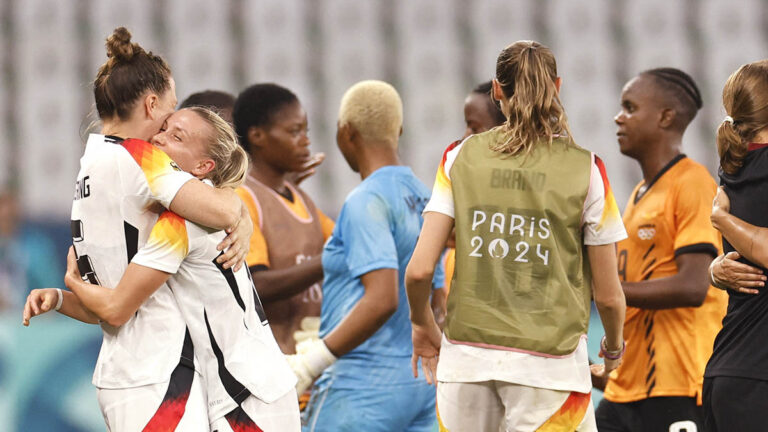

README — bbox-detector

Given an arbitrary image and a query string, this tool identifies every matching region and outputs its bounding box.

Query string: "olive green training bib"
[446,129,593,356]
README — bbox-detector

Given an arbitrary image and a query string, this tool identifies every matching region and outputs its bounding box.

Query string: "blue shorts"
[301,381,436,432]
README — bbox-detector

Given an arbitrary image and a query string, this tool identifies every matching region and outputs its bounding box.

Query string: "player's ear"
[191,158,215,179]
[248,126,266,149]
[659,108,676,129]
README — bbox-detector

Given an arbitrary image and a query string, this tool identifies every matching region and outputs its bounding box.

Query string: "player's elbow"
[102,307,131,327]
[405,261,434,286]
[681,284,708,308]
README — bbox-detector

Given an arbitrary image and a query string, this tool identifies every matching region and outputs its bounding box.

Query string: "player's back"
[71,134,190,389]
[133,211,296,420]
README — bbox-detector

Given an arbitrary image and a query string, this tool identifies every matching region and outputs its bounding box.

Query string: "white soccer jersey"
[71,134,194,389]
[132,210,297,421]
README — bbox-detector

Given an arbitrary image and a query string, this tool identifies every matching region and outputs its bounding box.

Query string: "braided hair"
[640,68,703,132]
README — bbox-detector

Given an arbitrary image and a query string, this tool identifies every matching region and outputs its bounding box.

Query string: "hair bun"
[105,27,135,61]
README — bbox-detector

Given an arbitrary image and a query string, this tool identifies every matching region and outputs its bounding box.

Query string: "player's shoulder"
[674,157,715,182]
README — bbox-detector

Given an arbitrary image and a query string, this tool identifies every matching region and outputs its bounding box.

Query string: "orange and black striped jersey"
[604,155,727,403]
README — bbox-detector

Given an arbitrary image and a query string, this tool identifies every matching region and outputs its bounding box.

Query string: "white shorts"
[97,368,208,432]
[210,389,300,432]
[436,380,596,432]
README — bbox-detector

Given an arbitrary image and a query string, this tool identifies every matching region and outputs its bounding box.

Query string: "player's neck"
[101,118,151,142]
[249,159,288,193]
[357,142,401,180]
[638,143,682,185]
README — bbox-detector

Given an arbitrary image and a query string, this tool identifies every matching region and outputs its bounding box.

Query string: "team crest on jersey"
[637,224,656,240]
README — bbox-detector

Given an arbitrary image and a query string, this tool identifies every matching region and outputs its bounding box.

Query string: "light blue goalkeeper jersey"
[316,165,444,389]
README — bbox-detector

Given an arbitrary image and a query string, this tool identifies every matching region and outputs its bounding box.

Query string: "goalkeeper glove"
[286,337,336,394]
[293,316,321,345]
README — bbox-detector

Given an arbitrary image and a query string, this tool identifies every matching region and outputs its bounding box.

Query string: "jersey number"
[617,249,628,282]
[71,219,139,286]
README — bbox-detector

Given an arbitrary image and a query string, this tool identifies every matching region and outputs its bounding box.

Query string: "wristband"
[600,336,625,360]
[54,288,64,311]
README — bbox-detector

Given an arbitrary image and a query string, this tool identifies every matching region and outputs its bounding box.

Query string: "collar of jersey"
[633,154,687,204]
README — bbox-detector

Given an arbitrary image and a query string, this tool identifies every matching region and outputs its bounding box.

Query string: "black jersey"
[706,144,768,381]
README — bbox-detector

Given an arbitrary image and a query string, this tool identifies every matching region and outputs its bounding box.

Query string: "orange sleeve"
[672,167,720,257]
[317,209,335,241]
[236,187,270,268]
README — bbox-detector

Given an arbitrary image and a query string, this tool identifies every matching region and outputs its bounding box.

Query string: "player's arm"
[171,185,251,270]
[588,243,626,379]
[710,252,765,294]
[251,259,324,302]
[23,287,100,326]
[64,248,170,327]
[622,252,714,309]
[711,187,768,268]
[406,211,454,384]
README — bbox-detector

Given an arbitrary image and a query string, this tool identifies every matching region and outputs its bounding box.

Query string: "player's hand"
[287,153,325,186]
[711,252,765,294]
[411,319,442,385]
[285,337,337,395]
[711,187,731,230]
[22,288,59,326]
[293,316,321,345]
[217,205,253,271]
[590,363,612,390]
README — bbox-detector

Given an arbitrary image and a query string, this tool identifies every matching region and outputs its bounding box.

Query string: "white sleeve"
[582,155,628,245]
[423,141,463,218]
[131,212,190,274]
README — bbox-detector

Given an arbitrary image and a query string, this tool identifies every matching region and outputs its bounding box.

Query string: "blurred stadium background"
[0,0,765,430]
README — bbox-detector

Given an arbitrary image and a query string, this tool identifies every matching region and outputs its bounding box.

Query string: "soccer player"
[44,107,300,431]
[22,27,252,431]
[595,68,727,431]
[291,80,443,431]
[232,83,333,356]
[703,60,768,431]
[406,40,626,432]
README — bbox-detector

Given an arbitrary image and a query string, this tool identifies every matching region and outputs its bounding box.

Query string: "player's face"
[151,109,213,178]
[463,92,500,139]
[615,75,663,159]
[151,77,178,135]
[259,101,311,173]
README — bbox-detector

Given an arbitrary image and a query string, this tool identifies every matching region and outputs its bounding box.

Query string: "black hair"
[179,90,235,111]
[472,80,506,126]
[641,67,703,131]
[233,83,299,153]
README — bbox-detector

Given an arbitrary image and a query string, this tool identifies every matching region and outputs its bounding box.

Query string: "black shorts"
[703,376,768,432]
[595,396,703,432]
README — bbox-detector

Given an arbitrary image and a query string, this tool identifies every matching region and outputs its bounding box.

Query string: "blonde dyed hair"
[494,40,574,156]
[717,60,768,175]
[338,80,403,142]
[187,107,249,189]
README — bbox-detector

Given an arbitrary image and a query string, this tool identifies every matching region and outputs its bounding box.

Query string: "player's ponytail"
[189,107,249,189]
[94,27,172,121]
[717,60,768,175]
[492,40,574,157]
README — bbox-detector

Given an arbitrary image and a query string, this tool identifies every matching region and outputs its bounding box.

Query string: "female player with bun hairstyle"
[23,28,252,431]
[406,40,627,430]
[705,60,768,431]
[41,107,300,431]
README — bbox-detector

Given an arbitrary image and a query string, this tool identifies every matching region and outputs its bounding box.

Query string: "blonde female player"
[406,40,627,431]
[26,108,299,431]
[22,27,252,431]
